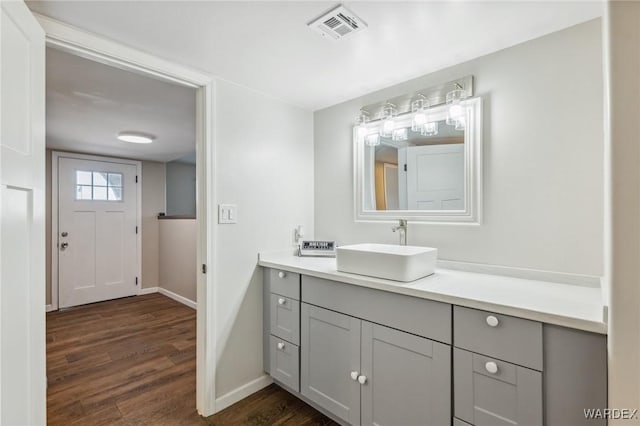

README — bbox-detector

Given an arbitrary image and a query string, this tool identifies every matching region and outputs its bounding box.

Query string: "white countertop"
[258,251,607,334]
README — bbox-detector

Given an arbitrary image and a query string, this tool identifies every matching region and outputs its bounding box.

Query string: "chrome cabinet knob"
[350,371,359,381]
[485,361,499,374]
[358,375,367,385]
[486,315,499,327]
[277,342,285,350]
[60,242,69,249]
[278,297,286,305]
[278,271,286,279]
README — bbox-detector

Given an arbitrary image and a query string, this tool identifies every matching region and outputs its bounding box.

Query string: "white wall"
[159,219,196,302]
[166,160,196,216]
[606,2,640,418]
[214,80,314,398]
[314,19,604,277]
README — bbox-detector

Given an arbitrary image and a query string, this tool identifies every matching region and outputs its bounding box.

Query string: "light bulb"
[446,89,467,126]
[381,119,395,137]
[421,122,439,136]
[455,118,466,130]
[411,97,429,132]
[355,110,370,143]
[365,134,380,146]
[392,128,408,142]
[379,103,397,137]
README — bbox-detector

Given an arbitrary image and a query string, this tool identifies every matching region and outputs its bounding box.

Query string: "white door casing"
[56,155,140,308]
[0,1,47,424]
[36,15,217,415]
[406,144,465,210]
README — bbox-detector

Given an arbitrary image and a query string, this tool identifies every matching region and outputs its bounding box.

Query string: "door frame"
[51,151,143,310]
[35,13,218,416]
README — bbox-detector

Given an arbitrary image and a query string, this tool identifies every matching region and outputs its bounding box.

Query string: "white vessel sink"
[336,243,437,282]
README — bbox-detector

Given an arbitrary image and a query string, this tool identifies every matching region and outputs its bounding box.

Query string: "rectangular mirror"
[354,97,482,223]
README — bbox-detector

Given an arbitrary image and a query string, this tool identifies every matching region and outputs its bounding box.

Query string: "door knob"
[357,375,367,385]
[60,242,69,250]
[350,371,359,381]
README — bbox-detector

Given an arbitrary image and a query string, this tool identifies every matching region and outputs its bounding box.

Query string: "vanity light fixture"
[379,103,397,138]
[446,88,467,129]
[117,131,155,144]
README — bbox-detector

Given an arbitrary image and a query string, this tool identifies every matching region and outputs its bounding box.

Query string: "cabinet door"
[361,322,451,426]
[301,303,361,425]
[454,348,542,426]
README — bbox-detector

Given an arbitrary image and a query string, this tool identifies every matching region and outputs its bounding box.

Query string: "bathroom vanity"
[259,251,607,426]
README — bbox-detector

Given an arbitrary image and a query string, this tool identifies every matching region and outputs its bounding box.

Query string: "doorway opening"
[44,38,211,420]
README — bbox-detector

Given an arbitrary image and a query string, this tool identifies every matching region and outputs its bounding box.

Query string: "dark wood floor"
[47,293,336,425]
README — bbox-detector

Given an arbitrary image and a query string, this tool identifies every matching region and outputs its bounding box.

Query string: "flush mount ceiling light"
[308,4,367,41]
[117,131,155,144]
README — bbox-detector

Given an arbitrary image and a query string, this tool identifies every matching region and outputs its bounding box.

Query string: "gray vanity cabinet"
[454,348,542,426]
[300,303,362,425]
[361,322,451,426]
[300,302,451,426]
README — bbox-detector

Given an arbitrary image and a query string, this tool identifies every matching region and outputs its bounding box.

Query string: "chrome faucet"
[391,219,408,246]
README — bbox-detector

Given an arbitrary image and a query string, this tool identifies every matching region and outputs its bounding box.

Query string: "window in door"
[76,170,123,201]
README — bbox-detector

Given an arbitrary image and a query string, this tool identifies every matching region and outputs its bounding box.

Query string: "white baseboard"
[158,287,197,310]
[138,286,196,309]
[138,286,159,295]
[45,304,56,312]
[214,374,273,413]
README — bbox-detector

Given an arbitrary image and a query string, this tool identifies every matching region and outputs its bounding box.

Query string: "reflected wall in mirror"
[355,98,482,223]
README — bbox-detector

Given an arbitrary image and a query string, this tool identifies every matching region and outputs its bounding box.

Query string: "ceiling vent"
[308,4,367,41]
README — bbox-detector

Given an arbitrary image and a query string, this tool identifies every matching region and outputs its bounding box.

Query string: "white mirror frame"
[354,97,483,224]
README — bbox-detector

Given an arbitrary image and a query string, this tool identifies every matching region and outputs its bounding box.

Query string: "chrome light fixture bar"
[359,75,473,122]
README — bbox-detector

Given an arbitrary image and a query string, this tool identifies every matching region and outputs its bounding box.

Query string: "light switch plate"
[218,204,237,224]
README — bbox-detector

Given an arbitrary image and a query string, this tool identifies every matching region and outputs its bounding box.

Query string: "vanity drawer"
[270,294,300,345]
[454,348,542,426]
[269,335,300,392]
[302,275,451,344]
[268,268,300,300]
[454,306,542,370]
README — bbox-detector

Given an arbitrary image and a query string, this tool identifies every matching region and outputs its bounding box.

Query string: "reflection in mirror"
[364,119,464,211]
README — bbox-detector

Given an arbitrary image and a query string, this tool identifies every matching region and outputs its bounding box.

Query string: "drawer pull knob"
[358,375,368,385]
[486,315,499,327]
[278,297,286,305]
[277,342,285,350]
[278,271,286,279]
[485,361,499,374]
[350,371,359,381]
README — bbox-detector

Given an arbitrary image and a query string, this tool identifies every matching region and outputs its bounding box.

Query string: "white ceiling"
[28,1,603,111]
[46,47,196,162]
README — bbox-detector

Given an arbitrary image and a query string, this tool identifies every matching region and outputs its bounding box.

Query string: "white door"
[406,144,465,210]
[57,156,139,308]
[0,1,47,424]
[383,163,399,210]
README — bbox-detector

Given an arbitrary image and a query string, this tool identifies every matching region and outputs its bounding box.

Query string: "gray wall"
[166,160,196,216]
[314,19,604,276]
[141,160,166,289]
